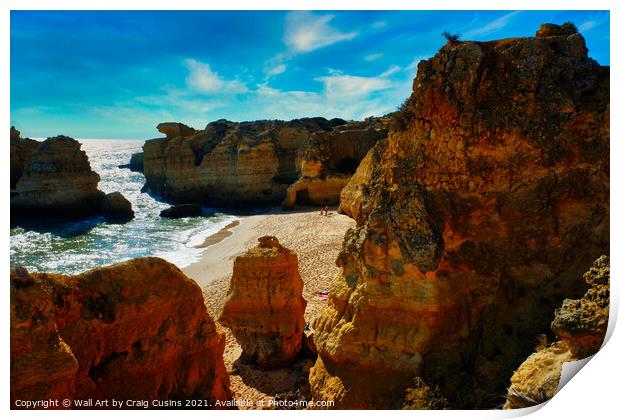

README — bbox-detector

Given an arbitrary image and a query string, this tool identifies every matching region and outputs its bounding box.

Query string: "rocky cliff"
[310,24,609,408]
[10,258,232,407]
[142,118,347,206]
[338,138,387,219]
[219,236,307,369]
[10,131,134,221]
[504,255,609,409]
[282,117,388,209]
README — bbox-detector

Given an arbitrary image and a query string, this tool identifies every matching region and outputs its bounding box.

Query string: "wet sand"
[194,220,240,248]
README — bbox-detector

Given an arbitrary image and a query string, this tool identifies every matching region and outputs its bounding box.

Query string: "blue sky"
[11,10,610,139]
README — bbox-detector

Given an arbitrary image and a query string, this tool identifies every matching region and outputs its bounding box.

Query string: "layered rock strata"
[10,258,232,407]
[282,117,388,209]
[141,118,349,206]
[10,131,134,221]
[310,25,609,408]
[220,236,307,369]
[504,255,609,409]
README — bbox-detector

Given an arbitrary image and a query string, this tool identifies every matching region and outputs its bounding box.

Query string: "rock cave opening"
[295,188,311,205]
[335,157,358,174]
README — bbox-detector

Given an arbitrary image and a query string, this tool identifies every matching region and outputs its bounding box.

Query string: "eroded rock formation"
[119,152,144,172]
[504,255,609,409]
[141,118,351,206]
[282,117,388,209]
[101,192,134,220]
[10,258,232,407]
[10,131,134,222]
[338,138,387,219]
[219,236,307,369]
[310,25,609,408]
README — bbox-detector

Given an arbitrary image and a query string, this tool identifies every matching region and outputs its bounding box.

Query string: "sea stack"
[310,24,609,408]
[10,258,232,407]
[10,130,134,222]
[220,236,307,369]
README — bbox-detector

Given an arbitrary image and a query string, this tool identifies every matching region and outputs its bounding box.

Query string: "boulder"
[310,24,609,408]
[219,236,307,369]
[504,256,609,409]
[10,258,232,406]
[160,203,202,219]
[101,192,134,220]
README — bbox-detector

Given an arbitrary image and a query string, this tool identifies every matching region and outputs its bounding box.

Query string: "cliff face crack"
[88,351,129,382]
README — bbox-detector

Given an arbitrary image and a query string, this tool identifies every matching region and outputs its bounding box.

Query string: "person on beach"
[320,201,329,216]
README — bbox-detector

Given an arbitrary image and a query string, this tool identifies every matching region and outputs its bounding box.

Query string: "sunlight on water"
[10,139,238,274]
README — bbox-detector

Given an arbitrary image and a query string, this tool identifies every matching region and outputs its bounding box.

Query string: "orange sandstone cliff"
[504,255,610,409]
[10,258,232,407]
[141,118,347,206]
[282,117,388,209]
[310,24,609,408]
[220,236,307,369]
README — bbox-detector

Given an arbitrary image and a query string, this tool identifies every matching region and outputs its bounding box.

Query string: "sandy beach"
[182,207,355,407]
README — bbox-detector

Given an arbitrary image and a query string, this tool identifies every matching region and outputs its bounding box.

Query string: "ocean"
[10,139,238,275]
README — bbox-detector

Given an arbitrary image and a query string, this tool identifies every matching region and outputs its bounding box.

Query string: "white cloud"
[316,74,391,100]
[265,63,287,76]
[364,53,383,62]
[184,59,247,94]
[463,11,521,38]
[371,21,387,29]
[579,20,598,32]
[284,11,358,53]
[379,65,401,78]
[251,65,412,120]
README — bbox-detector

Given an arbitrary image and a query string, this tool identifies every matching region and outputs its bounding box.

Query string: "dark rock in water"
[119,152,144,172]
[160,203,202,219]
[101,192,134,220]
